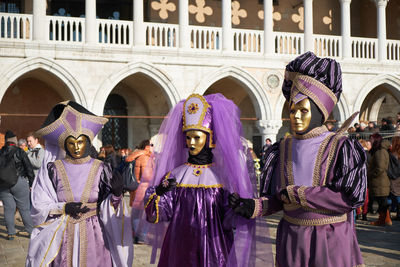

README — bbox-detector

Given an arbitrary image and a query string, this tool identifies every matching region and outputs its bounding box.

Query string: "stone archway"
[95,63,180,149]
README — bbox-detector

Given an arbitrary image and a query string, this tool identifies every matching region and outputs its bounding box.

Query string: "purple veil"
[146,93,273,266]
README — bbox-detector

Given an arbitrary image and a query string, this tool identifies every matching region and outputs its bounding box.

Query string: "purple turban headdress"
[282,51,342,122]
[36,101,108,150]
[182,94,215,147]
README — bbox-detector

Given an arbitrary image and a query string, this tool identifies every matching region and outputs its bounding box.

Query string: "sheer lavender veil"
[145,93,273,266]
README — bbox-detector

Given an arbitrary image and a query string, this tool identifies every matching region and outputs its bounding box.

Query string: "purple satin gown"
[145,163,234,267]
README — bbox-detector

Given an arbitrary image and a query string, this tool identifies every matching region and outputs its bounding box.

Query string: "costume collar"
[64,155,92,164]
[293,125,328,140]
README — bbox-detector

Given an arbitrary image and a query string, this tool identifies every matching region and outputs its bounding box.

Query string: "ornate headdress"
[36,101,108,150]
[182,94,215,147]
[282,51,342,122]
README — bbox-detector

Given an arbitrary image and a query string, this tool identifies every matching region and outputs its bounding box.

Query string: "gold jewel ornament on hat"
[182,94,215,148]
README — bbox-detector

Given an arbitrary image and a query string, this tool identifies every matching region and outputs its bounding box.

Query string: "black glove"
[64,202,90,219]
[155,178,177,196]
[279,189,290,204]
[110,170,124,197]
[228,193,255,219]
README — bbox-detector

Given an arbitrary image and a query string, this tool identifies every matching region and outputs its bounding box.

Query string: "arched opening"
[102,94,128,149]
[102,72,170,150]
[202,77,261,155]
[360,84,400,125]
[0,68,74,145]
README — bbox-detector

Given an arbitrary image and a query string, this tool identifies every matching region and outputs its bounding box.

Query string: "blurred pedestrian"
[356,139,371,221]
[368,133,392,226]
[130,139,154,243]
[26,132,44,179]
[18,138,28,152]
[0,130,34,240]
[388,136,400,221]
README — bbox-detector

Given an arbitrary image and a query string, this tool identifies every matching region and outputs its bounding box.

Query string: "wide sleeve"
[258,141,284,216]
[20,149,35,183]
[285,138,367,214]
[144,172,176,223]
[98,161,133,267]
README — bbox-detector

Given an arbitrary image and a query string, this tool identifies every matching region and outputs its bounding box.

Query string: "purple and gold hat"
[282,52,342,122]
[36,101,108,150]
[182,94,215,148]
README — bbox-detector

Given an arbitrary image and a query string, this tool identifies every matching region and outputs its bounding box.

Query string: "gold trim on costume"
[69,210,97,224]
[286,185,297,204]
[287,137,294,186]
[54,160,75,202]
[80,160,101,203]
[182,94,215,148]
[293,125,328,140]
[312,133,335,186]
[184,162,214,168]
[176,183,223,189]
[279,138,287,189]
[251,198,262,219]
[283,213,347,226]
[298,186,308,207]
[79,220,87,267]
[144,193,157,209]
[322,134,342,185]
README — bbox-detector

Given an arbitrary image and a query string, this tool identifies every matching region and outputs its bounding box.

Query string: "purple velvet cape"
[260,127,367,267]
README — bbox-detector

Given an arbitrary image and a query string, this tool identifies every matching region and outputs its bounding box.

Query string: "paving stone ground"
[0,201,399,267]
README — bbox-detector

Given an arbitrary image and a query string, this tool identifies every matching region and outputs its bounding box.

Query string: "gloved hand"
[278,189,290,204]
[64,202,90,219]
[155,178,177,196]
[110,170,124,197]
[228,193,255,219]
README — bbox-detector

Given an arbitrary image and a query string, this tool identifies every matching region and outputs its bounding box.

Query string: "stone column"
[263,0,274,55]
[33,0,47,41]
[179,0,189,49]
[85,0,97,44]
[256,119,282,143]
[303,0,313,52]
[376,0,388,61]
[340,0,352,59]
[133,0,145,46]
[222,0,232,52]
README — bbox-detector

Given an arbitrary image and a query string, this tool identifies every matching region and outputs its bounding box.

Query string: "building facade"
[0,0,399,154]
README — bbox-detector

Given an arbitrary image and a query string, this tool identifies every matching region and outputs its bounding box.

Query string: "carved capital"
[375,0,388,8]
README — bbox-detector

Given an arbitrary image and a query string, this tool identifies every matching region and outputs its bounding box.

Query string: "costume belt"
[69,202,98,224]
[283,212,347,226]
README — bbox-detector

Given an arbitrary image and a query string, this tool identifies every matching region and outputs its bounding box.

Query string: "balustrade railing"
[144,22,178,48]
[351,37,377,60]
[387,39,400,61]
[314,34,341,58]
[274,32,303,55]
[0,13,32,40]
[233,29,263,53]
[189,26,221,50]
[97,19,133,45]
[47,16,84,42]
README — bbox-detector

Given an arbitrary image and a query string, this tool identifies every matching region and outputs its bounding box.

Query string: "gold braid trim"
[280,137,287,189]
[322,134,342,185]
[184,162,214,168]
[298,186,308,207]
[312,133,335,186]
[54,160,74,202]
[176,184,223,188]
[283,213,347,226]
[144,193,157,209]
[69,210,97,224]
[154,195,161,224]
[287,137,294,186]
[66,221,74,267]
[250,198,262,219]
[80,160,101,203]
[286,185,297,204]
[79,221,87,267]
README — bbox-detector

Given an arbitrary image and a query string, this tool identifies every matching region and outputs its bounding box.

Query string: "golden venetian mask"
[289,98,312,134]
[186,130,207,156]
[65,135,88,159]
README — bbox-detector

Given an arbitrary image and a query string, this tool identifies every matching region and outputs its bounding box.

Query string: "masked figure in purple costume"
[229,52,367,267]
[144,94,272,267]
[26,101,133,267]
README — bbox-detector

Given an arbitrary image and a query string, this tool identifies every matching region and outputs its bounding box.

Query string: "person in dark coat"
[368,133,391,226]
[0,130,35,240]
